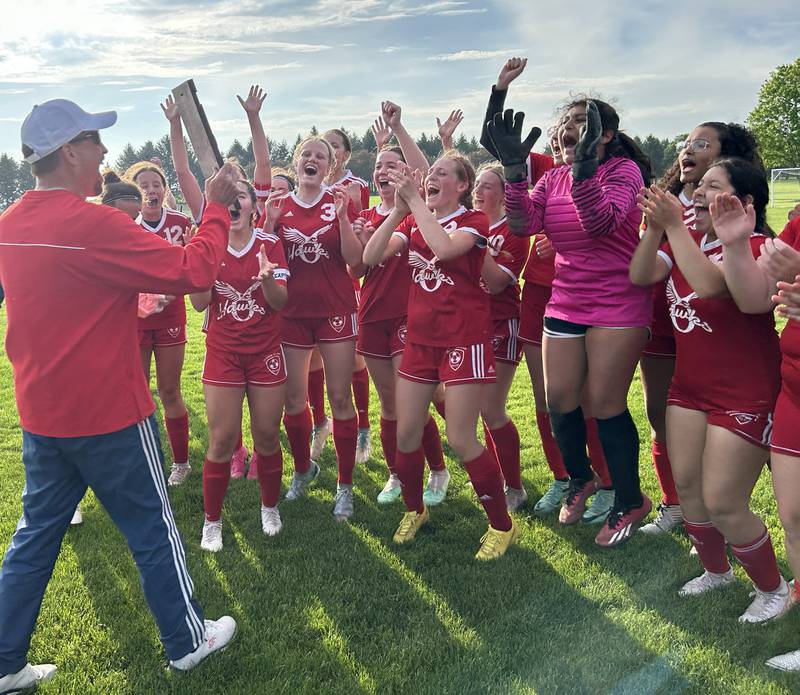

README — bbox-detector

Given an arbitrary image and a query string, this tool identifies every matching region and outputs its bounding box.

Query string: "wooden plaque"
[171,79,224,179]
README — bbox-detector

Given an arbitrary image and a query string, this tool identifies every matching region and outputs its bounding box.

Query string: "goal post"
[770,167,800,206]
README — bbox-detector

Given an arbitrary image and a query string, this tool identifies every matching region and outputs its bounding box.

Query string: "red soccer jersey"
[779,218,800,405]
[358,203,411,324]
[204,228,289,353]
[395,207,492,347]
[329,169,370,211]
[483,217,529,320]
[658,232,781,411]
[274,189,357,319]
[137,208,192,329]
[521,156,558,287]
[0,190,230,437]
[527,152,556,188]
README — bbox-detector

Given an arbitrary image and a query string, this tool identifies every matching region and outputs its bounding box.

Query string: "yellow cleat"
[393,507,429,544]
[475,518,519,560]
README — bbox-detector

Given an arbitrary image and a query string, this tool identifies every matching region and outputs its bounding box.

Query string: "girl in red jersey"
[363,152,517,560]
[124,160,194,486]
[474,164,529,511]
[189,180,289,552]
[354,130,448,507]
[262,135,362,521]
[638,123,765,536]
[710,195,800,668]
[631,157,789,623]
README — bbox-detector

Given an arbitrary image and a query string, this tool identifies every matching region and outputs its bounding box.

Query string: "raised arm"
[382,101,429,176]
[237,85,272,191]
[437,110,463,152]
[480,57,527,159]
[161,95,204,221]
[332,187,363,267]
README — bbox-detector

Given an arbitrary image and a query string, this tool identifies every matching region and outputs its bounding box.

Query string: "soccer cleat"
[332,484,354,521]
[738,577,791,624]
[639,503,683,535]
[70,504,83,526]
[767,648,800,672]
[355,428,372,464]
[168,463,191,487]
[230,445,249,479]
[377,474,403,505]
[260,506,282,536]
[422,469,450,507]
[595,495,652,547]
[581,488,615,525]
[393,506,429,544]
[678,568,735,596]
[201,519,223,553]
[505,485,528,512]
[558,477,598,525]
[533,479,569,516]
[0,663,57,694]
[285,461,320,501]
[246,453,259,481]
[310,418,332,460]
[169,617,237,671]
[475,518,520,561]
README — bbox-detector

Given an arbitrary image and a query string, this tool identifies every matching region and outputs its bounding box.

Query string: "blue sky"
[1,0,798,162]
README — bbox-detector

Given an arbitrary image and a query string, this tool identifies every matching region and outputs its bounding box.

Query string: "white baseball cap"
[21,99,117,163]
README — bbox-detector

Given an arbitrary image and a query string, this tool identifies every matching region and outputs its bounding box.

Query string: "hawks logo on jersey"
[666,277,711,334]
[214,280,266,322]
[409,251,454,292]
[265,352,282,376]
[329,316,345,333]
[283,224,332,264]
[448,348,465,371]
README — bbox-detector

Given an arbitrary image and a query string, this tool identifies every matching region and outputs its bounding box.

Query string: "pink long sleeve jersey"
[505,157,651,327]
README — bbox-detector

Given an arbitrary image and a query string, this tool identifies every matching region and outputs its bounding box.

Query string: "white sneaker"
[505,486,528,512]
[310,418,332,460]
[767,648,800,671]
[639,503,683,535]
[678,568,735,596]
[200,519,223,553]
[0,663,57,693]
[169,617,237,672]
[739,577,791,624]
[168,463,192,486]
[355,428,372,464]
[260,506,282,536]
[70,504,83,526]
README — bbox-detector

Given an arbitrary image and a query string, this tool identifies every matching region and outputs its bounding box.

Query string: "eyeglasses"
[69,131,102,146]
[676,138,712,153]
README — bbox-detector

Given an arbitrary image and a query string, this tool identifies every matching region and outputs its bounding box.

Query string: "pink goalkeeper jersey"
[505,157,651,327]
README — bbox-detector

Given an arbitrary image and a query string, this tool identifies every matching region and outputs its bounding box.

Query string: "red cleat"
[558,477,598,525]
[595,495,652,547]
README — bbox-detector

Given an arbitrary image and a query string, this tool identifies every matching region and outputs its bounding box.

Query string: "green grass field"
[0,191,799,694]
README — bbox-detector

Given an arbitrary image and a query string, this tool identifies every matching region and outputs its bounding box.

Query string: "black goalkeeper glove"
[572,100,602,182]
[486,109,541,183]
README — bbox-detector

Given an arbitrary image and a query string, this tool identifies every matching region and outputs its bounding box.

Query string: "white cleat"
[310,418,332,461]
[639,503,683,535]
[260,506,282,536]
[0,663,57,694]
[70,504,83,526]
[505,486,528,512]
[767,648,800,671]
[355,428,372,464]
[285,462,320,501]
[168,463,192,486]
[678,569,735,597]
[739,577,791,624]
[200,520,223,553]
[169,617,237,672]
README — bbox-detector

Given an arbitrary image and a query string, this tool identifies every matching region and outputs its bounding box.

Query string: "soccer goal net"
[770,168,800,207]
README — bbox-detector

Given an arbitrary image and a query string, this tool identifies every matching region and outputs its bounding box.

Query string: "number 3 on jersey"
[320,203,336,222]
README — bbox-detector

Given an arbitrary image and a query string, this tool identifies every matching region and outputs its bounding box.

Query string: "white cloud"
[122,86,170,92]
[428,49,517,62]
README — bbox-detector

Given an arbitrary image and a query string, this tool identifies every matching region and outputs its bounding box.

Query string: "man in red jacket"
[0,99,239,693]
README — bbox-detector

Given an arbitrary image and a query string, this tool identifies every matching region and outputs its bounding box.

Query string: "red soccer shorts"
[202,345,287,387]
[491,317,522,365]
[398,340,496,386]
[668,385,772,450]
[518,282,551,346]
[643,289,676,358]
[771,390,800,457]
[282,314,358,349]
[357,316,407,360]
[138,324,187,348]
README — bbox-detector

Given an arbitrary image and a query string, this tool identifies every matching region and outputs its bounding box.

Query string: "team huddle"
[2,53,800,688]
